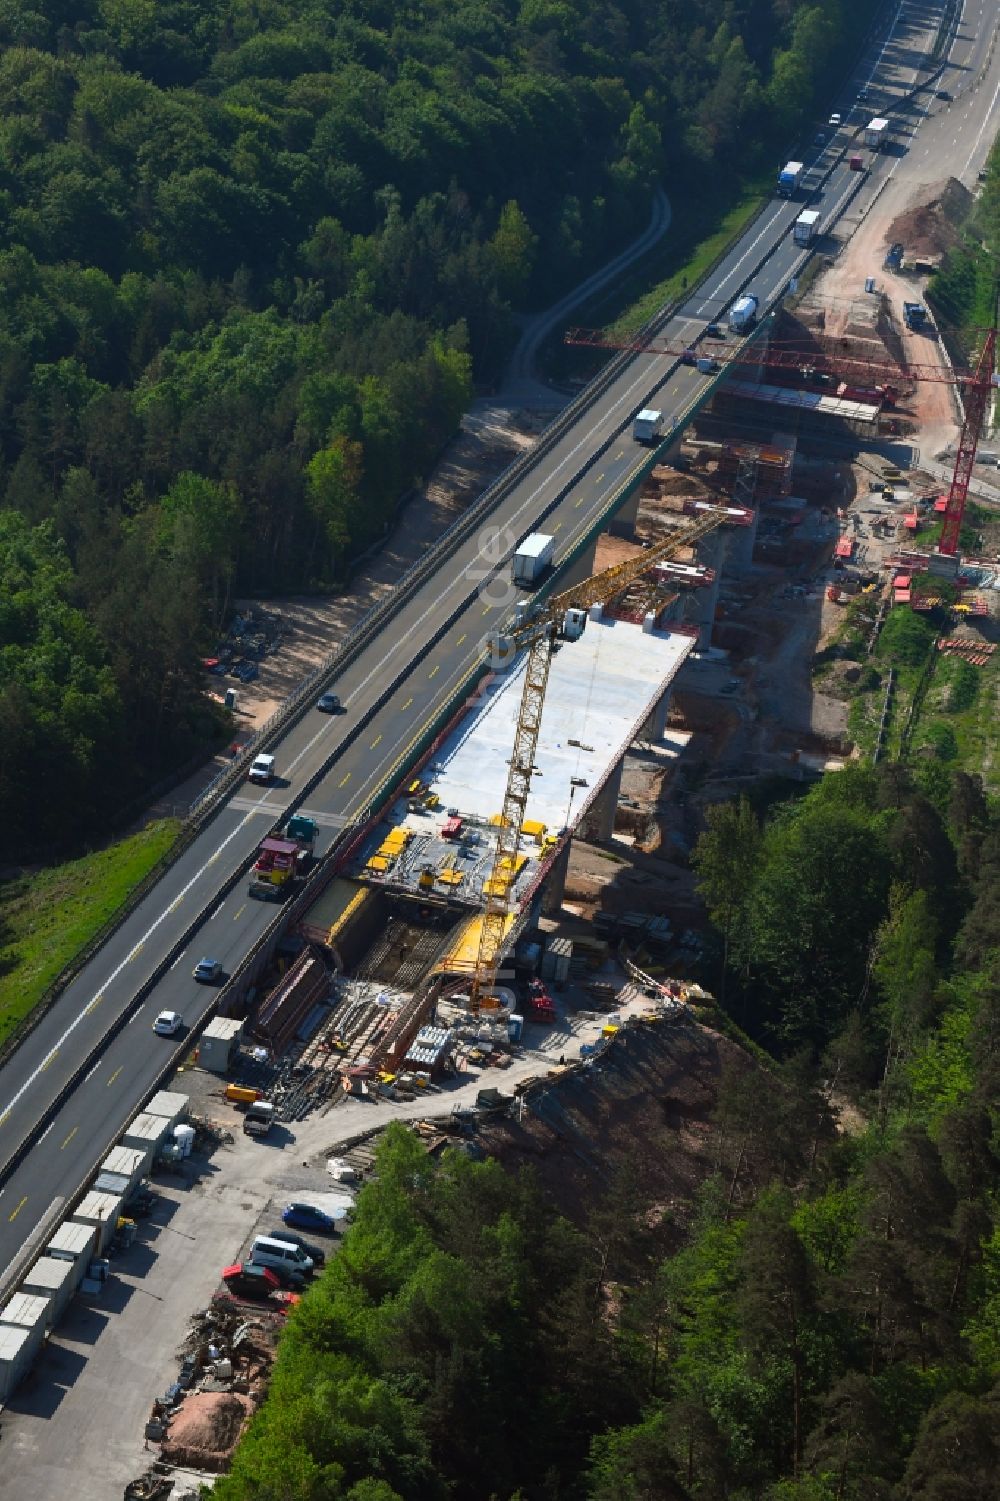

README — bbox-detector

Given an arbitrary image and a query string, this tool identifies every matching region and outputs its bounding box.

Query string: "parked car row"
[219,1205,340,1306]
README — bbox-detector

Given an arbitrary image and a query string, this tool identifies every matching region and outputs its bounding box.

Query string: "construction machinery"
[468,505,734,1011]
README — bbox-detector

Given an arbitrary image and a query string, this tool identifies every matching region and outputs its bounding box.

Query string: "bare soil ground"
[794,177,966,460]
[477,1015,745,1243]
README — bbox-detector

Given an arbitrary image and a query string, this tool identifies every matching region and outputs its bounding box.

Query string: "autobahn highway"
[1,0,996,1272]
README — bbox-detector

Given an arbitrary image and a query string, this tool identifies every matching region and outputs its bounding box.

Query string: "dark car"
[221,1262,282,1301]
[266,1229,327,1266]
[283,1201,338,1234]
[936,88,951,100]
[705,322,724,338]
[247,1254,306,1291]
[317,692,342,713]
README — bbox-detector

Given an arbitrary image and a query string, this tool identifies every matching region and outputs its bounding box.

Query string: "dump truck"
[864,117,889,148]
[903,301,928,331]
[249,814,318,899]
[728,294,759,333]
[632,408,664,445]
[776,160,804,196]
[793,209,821,245]
[512,532,555,585]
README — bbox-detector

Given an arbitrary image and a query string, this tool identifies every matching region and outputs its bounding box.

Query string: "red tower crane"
[564,325,999,562]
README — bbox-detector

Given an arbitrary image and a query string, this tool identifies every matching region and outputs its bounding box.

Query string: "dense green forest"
[214,761,1000,1500]
[0,0,875,853]
[928,136,1000,354]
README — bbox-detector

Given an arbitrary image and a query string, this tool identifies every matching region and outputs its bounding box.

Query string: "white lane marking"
[962,69,1000,175]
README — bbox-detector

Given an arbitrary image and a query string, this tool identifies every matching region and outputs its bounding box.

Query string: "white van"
[249,1235,315,1276]
[248,754,276,784]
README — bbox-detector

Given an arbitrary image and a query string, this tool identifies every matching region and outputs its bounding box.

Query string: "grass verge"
[0,820,182,1047]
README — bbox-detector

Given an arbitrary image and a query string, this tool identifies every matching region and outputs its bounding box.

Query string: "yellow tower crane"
[469,505,730,1011]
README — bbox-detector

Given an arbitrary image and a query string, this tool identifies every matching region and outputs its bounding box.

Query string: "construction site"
[181,181,998,1134]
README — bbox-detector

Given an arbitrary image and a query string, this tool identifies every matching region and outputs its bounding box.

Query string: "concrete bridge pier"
[642,686,672,743]
[725,511,759,575]
[582,757,625,843]
[607,484,643,539]
[552,534,601,591]
[541,840,572,916]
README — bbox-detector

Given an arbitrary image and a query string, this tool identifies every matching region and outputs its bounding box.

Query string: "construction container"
[0,1292,48,1368]
[199,1017,243,1074]
[93,1168,131,1198]
[99,1145,147,1195]
[173,1124,196,1158]
[546,937,574,984]
[0,1324,36,1402]
[225,1083,260,1106]
[144,1089,189,1126]
[20,1256,76,1327]
[71,1190,125,1254]
[45,1222,97,1288]
[121,1110,173,1168]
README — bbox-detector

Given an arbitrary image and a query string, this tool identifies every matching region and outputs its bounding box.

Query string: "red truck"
[524,980,557,1024]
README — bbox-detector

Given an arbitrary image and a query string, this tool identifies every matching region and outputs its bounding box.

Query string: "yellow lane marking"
[86,993,104,1014]
[575,497,585,507]
[107,1067,123,1088]
[595,472,605,482]
[400,697,413,711]
[428,665,440,679]
[553,522,563,532]
[371,734,382,749]
[0,1109,10,1128]
[129,942,144,959]
[233,904,246,921]
[339,773,351,787]
[61,1127,78,1150]
[456,633,467,645]
[482,605,491,615]
[615,449,624,458]
[40,1050,58,1072]
[9,1197,27,1222]
[168,896,182,912]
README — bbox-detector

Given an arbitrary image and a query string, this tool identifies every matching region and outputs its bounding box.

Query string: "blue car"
[282,1201,338,1234]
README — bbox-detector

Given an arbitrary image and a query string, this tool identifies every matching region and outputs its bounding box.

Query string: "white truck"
[512,532,555,585]
[863,117,889,149]
[631,408,664,445]
[728,295,759,333]
[793,210,821,245]
[776,160,804,196]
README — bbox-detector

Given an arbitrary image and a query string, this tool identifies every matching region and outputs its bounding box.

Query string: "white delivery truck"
[728,294,759,333]
[512,532,555,585]
[632,408,664,445]
[793,210,821,245]
[863,117,889,149]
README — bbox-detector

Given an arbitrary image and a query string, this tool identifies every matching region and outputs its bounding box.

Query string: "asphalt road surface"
[1,0,996,1273]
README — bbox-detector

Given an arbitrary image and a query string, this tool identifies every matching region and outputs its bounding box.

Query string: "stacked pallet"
[937,638,996,666]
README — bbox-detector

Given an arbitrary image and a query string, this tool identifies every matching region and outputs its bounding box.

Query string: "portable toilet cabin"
[0,1292,49,1368]
[0,1324,36,1402]
[71,1190,125,1255]
[198,1017,243,1074]
[144,1090,189,1129]
[45,1222,97,1292]
[121,1111,172,1172]
[20,1256,76,1327]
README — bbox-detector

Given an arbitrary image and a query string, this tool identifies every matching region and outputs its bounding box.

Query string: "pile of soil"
[160,1391,254,1473]
[885,178,972,261]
